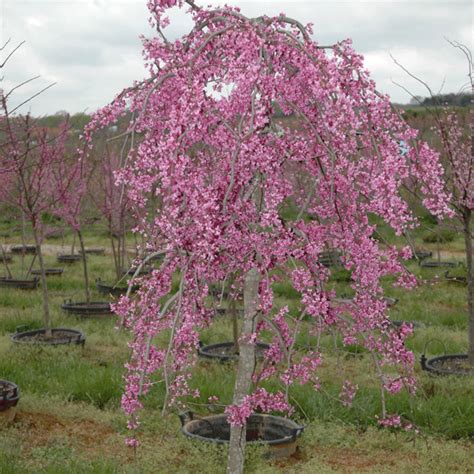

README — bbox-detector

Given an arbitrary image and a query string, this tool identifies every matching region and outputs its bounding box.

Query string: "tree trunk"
[227,268,260,474]
[231,294,239,355]
[464,208,473,365]
[77,230,91,303]
[1,245,13,278]
[32,225,52,337]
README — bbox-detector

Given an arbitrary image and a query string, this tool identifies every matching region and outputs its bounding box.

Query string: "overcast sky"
[1,0,472,116]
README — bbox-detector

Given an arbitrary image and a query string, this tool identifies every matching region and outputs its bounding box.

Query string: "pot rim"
[11,327,86,345]
[180,413,304,446]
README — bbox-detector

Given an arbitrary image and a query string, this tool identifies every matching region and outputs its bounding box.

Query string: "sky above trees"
[1,0,472,115]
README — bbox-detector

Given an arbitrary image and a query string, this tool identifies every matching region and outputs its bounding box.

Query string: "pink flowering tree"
[0,90,69,336]
[89,147,134,281]
[53,145,93,302]
[85,1,450,470]
[394,41,473,365]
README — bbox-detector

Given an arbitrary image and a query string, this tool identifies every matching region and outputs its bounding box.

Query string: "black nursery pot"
[420,354,473,376]
[10,244,36,255]
[0,380,20,413]
[57,254,82,263]
[31,268,64,276]
[0,277,39,290]
[420,260,459,269]
[179,412,304,459]
[61,300,113,317]
[198,341,270,362]
[96,278,137,297]
[79,247,105,256]
[411,250,432,261]
[444,271,467,285]
[11,327,85,346]
[121,267,152,277]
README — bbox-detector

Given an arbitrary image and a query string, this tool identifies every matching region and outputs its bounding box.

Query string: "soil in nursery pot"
[180,413,304,459]
[10,244,36,255]
[121,267,152,277]
[425,355,474,375]
[11,328,85,346]
[0,380,20,423]
[198,341,270,361]
[57,254,81,263]
[31,268,64,276]
[444,271,467,285]
[61,301,113,316]
[420,260,459,269]
[79,247,105,255]
[96,279,138,297]
[0,277,39,290]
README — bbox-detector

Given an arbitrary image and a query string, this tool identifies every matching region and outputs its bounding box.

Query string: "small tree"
[393,42,473,365]
[89,147,133,282]
[0,95,69,336]
[86,2,451,471]
[53,146,93,302]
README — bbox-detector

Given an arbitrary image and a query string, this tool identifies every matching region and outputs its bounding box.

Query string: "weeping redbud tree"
[86,1,450,470]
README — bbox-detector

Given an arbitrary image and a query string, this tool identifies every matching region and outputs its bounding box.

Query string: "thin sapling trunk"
[77,230,91,303]
[231,296,239,355]
[228,268,260,474]
[1,245,13,279]
[32,224,52,337]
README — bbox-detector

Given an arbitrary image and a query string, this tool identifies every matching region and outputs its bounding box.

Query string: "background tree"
[0,93,69,336]
[393,41,473,365]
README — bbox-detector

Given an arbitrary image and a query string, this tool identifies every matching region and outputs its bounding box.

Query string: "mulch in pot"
[179,412,304,459]
[96,278,137,297]
[421,354,473,376]
[0,379,20,423]
[10,244,36,255]
[11,327,85,346]
[0,277,39,290]
[31,268,64,276]
[61,300,113,317]
[198,341,270,362]
[444,271,467,285]
[79,247,105,256]
[57,254,82,263]
[420,260,460,269]
[121,267,152,277]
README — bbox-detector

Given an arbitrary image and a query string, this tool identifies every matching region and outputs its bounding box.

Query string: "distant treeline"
[36,113,91,130]
[421,93,472,107]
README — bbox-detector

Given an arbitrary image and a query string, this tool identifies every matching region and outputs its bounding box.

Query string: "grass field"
[0,221,472,473]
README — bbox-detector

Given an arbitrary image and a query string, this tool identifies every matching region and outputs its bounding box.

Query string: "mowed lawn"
[0,223,473,473]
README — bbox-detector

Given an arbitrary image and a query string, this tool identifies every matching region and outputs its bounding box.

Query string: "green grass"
[0,223,473,472]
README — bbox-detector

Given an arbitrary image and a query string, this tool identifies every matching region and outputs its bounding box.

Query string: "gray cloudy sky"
[1,0,472,116]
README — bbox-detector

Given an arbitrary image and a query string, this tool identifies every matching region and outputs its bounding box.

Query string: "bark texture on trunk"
[227,268,260,474]
[77,230,91,303]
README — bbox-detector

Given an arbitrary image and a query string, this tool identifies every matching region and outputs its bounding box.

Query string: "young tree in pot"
[395,43,473,370]
[0,87,69,334]
[89,147,133,286]
[85,1,451,470]
[54,149,110,314]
